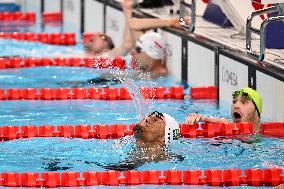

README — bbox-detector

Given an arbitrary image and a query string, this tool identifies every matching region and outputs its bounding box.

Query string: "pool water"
[0,39,283,189]
[0,66,181,89]
[0,67,283,179]
[1,134,284,173]
[0,39,84,58]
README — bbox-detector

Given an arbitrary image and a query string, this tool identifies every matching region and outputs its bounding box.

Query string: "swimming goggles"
[232,90,252,102]
[135,46,142,53]
[232,90,260,117]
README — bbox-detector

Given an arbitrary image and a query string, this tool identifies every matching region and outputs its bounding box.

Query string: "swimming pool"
[0,39,283,188]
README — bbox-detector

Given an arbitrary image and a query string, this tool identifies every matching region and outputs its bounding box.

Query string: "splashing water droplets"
[120,78,151,120]
[105,62,155,120]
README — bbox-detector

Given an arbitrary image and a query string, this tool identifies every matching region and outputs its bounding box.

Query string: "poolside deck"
[137,6,284,73]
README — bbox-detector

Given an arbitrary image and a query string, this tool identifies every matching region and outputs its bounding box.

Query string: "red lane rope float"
[0,56,125,69]
[2,122,284,141]
[0,86,185,101]
[0,168,283,187]
[42,12,62,25]
[0,12,36,23]
[190,86,218,99]
[261,122,284,137]
[0,32,76,45]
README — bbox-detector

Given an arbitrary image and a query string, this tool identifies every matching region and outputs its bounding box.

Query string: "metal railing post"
[180,0,195,33]
[246,3,284,61]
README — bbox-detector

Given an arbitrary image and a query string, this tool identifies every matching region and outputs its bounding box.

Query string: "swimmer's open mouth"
[233,112,241,122]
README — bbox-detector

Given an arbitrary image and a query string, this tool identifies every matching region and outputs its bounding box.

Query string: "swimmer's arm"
[275,183,284,189]
[202,117,230,124]
[128,18,182,31]
[108,0,135,57]
[185,113,230,125]
[108,23,134,57]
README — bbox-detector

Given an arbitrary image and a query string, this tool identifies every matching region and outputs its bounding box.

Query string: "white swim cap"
[163,113,180,146]
[136,32,166,60]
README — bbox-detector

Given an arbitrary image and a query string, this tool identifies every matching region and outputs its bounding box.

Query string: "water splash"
[120,77,151,120]
[103,59,152,120]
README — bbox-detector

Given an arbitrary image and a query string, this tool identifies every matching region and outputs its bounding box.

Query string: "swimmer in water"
[92,111,183,171]
[83,0,188,58]
[56,32,169,88]
[186,87,263,143]
[83,0,189,78]
[57,0,191,87]
[186,87,262,134]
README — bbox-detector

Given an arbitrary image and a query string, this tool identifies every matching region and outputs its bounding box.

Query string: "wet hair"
[148,111,164,120]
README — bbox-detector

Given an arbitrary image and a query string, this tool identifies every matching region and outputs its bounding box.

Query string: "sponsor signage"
[187,41,215,86]
[219,55,248,104]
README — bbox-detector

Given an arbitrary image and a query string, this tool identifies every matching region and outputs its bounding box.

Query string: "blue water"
[0,39,84,57]
[0,99,224,126]
[0,67,181,89]
[0,39,283,189]
[1,135,284,173]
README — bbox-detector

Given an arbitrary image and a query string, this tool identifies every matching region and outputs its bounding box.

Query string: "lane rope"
[0,56,125,69]
[0,86,185,100]
[0,168,283,187]
[0,86,221,100]
[0,12,36,23]
[0,32,75,45]
[0,122,283,141]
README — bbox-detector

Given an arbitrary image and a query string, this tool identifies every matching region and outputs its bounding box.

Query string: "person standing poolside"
[185,87,262,133]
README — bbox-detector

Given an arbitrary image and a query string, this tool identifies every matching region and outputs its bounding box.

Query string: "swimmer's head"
[136,32,166,60]
[133,32,167,70]
[231,87,262,124]
[84,33,115,55]
[133,111,180,147]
